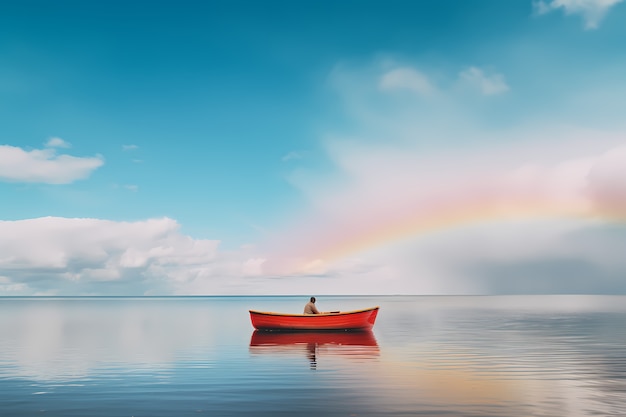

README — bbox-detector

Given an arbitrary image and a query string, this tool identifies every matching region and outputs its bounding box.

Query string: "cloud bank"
[0,217,224,295]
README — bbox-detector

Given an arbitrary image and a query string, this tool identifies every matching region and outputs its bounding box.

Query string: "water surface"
[1,295,625,416]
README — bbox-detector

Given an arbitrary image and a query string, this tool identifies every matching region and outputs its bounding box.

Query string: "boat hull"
[249,306,379,331]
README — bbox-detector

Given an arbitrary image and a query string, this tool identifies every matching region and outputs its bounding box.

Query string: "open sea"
[1,295,625,416]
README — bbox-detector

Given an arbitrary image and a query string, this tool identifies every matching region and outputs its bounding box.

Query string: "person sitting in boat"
[303,297,320,314]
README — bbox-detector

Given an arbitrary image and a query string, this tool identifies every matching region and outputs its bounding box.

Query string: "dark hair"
[310,296,316,303]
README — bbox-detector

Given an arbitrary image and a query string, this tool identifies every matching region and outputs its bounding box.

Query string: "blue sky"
[1,0,626,295]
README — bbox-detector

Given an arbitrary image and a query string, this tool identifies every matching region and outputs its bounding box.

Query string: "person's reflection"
[307,342,317,370]
[249,330,379,370]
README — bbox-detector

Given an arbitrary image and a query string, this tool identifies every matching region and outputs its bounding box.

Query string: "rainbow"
[294,192,626,272]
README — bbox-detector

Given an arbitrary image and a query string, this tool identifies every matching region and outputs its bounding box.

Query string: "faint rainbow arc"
[297,197,624,271]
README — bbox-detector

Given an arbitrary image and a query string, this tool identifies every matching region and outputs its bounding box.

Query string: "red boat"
[249,306,379,331]
[249,330,379,369]
[250,329,379,347]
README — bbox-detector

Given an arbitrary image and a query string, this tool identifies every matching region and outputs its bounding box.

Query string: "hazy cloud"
[380,65,509,97]
[459,67,510,95]
[259,60,626,295]
[270,133,626,294]
[379,67,435,96]
[122,144,139,151]
[0,144,103,184]
[587,145,626,214]
[534,0,624,29]
[45,137,71,148]
[282,151,304,162]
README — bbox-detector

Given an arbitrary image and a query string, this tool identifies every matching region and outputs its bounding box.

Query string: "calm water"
[1,295,625,416]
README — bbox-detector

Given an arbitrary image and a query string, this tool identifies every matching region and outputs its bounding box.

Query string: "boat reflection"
[249,330,379,370]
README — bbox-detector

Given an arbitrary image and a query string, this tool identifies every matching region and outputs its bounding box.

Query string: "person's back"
[303,296,320,314]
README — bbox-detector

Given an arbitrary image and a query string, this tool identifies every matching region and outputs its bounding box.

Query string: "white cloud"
[459,67,510,95]
[534,0,624,29]
[0,217,230,295]
[379,67,435,96]
[124,184,139,192]
[122,144,138,151]
[0,217,296,296]
[0,145,103,184]
[45,137,71,148]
